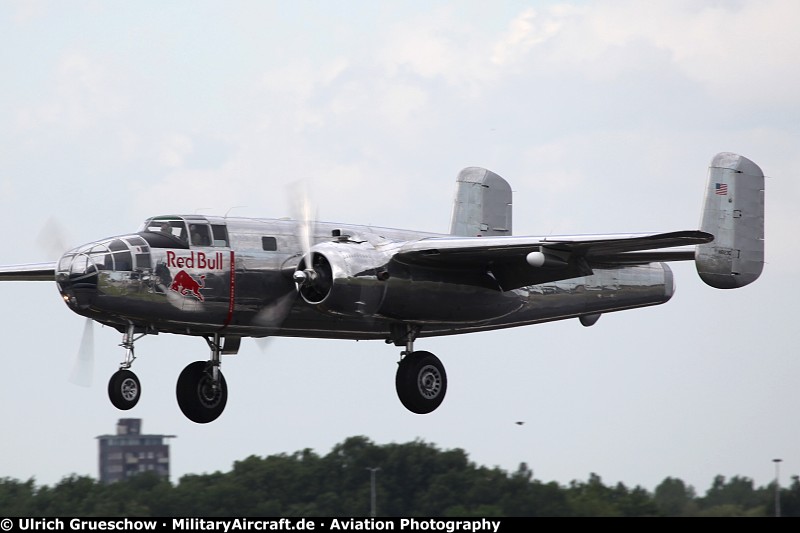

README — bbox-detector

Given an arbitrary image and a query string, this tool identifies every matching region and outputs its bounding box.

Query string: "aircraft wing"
[0,262,57,281]
[392,230,712,291]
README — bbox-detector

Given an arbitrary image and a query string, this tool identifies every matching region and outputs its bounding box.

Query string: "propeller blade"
[250,181,318,332]
[251,291,297,332]
[292,182,313,254]
[254,337,272,353]
[289,180,316,272]
[36,217,72,260]
[69,318,94,387]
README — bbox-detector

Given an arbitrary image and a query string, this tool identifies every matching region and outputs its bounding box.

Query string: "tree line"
[1,436,797,517]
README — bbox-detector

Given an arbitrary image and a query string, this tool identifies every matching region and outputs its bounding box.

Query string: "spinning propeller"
[252,181,328,335]
[69,317,95,387]
[36,218,97,387]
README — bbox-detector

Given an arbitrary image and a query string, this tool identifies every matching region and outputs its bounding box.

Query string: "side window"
[262,236,277,251]
[145,219,188,243]
[109,239,132,271]
[188,224,212,247]
[211,225,229,247]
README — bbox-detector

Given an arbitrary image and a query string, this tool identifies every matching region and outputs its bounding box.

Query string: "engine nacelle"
[294,235,523,323]
[295,238,391,317]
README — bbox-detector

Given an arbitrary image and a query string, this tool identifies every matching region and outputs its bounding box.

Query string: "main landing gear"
[390,324,447,414]
[175,335,228,424]
[107,327,233,424]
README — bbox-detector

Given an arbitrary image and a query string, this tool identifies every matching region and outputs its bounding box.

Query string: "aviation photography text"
[5,518,504,533]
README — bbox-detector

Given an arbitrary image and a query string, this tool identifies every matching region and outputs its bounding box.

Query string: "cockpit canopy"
[139,216,229,248]
[57,216,231,281]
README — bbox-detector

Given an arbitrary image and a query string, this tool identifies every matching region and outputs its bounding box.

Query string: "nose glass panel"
[57,236,152,278]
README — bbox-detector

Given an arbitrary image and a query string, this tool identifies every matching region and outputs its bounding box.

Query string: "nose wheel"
[108,324,143,411]
[108,369,141,410]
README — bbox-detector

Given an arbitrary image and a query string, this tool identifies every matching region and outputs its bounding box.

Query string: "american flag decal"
[715,183,728,195]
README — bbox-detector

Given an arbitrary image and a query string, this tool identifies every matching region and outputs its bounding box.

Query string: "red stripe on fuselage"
[221,250,235,329]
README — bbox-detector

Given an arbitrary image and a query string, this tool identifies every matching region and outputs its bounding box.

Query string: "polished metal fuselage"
[55,215,674,341]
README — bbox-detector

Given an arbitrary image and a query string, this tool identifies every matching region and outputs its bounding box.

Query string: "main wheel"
[396,351,447,414]
[108,369,141,410]
[176,361,228,424]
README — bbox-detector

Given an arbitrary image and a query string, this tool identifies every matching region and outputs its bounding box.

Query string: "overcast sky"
[1,0,799,496]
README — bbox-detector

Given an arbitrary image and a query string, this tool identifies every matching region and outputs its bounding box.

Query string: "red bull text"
[166,251,225,270]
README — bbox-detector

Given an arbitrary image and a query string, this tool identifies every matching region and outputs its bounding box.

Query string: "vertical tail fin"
[450,167,512,237]
[695,152,764,289]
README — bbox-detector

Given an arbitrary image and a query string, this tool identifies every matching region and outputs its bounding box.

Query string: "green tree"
[777,475,800,517]
[654,477,696,516]
[698,475,769,516]
[10,436,799,517]
[565,473,622,516]
[0,478,37,515]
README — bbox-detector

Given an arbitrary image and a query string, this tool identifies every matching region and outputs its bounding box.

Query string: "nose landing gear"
[108,324,143,410]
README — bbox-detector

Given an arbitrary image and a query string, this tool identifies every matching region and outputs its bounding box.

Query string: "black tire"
[108,369,141,410]
[395,351,447,414]
[176,361,228,424]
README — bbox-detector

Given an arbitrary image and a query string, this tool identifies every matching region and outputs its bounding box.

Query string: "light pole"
[773,458,782,517]
[366,467,380,518]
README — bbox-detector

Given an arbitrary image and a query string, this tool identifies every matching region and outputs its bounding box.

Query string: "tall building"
[97,418,175,484]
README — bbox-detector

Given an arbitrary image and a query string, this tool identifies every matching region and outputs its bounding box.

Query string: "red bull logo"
[170,270,206,301]
[166,251,224,270]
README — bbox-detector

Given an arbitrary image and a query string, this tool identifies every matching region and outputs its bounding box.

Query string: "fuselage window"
[123,237,151,269]
[114,251,133,271]
[87,243,111,271]
[211,225,229,247]
[135,253,151,269]
[107,239,132,271]
[262,236,277,251]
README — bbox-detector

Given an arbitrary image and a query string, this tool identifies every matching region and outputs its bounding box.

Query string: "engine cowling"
[294,239,391,317]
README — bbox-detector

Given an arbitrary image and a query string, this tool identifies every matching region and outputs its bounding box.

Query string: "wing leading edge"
[392,230,713,291]
[0,262,57,281]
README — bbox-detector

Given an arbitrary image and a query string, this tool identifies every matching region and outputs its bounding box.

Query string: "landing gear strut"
[108,324,144,410]
[390,324,447,414]
[176,333,228,424]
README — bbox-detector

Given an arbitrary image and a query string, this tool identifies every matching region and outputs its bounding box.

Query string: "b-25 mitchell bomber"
[0,153,764,423]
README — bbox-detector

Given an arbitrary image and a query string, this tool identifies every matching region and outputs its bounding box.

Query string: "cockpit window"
[188,223,212,247]
[143,219,188,243]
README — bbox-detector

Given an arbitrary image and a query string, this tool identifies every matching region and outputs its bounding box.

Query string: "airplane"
[0,152,764,424]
